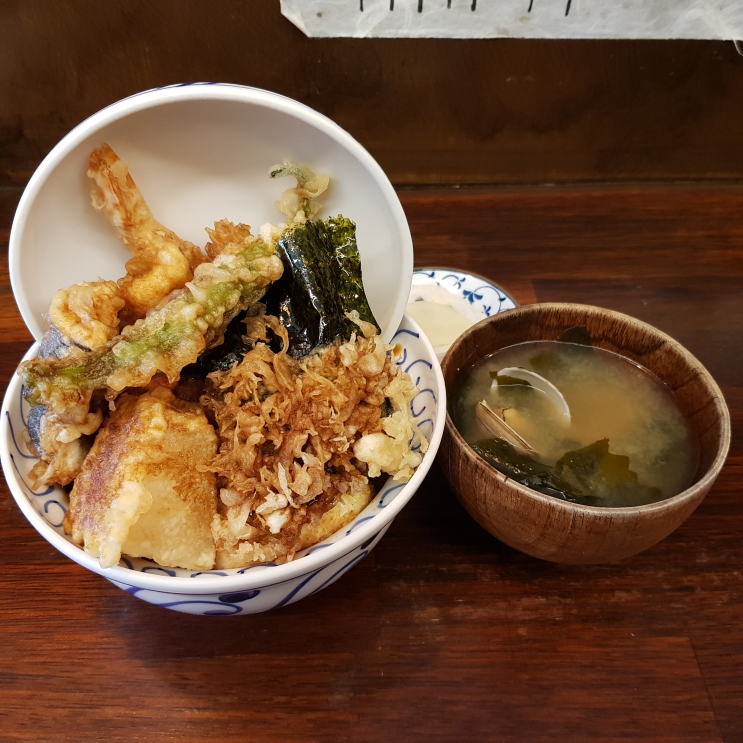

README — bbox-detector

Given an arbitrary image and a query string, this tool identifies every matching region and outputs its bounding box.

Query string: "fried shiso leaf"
[20,239,283,412]
[262,215,380,358]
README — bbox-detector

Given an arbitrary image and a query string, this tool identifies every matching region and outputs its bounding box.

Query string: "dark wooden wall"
[2,0,743,188]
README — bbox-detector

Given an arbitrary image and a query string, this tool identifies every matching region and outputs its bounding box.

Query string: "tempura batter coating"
[20,232,284,415]
[47,280,125,351]
[24,403,103,487]
[205,219,259,261]
[212,480,373,569]
[202,313,426,566]
[88,144,205,320]
[64,387,218,570]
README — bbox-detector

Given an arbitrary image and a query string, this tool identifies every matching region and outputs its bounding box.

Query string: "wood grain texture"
[439,303,730,563]
[1,185,743,741]
[3,1,743,188]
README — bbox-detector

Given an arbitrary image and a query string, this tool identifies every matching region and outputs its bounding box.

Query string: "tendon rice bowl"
[3,84,438,614]
[1,312,445,614]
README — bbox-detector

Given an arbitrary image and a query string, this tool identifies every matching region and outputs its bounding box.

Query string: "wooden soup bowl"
[439,303,731,564]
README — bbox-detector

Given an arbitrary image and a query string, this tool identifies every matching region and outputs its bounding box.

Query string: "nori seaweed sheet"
[181,215,380,376]
[262,215,380,358]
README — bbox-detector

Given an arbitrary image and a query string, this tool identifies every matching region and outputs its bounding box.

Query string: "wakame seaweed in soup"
[451,340,699,508]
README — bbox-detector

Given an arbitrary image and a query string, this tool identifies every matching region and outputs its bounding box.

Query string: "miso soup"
[450,340,699,508]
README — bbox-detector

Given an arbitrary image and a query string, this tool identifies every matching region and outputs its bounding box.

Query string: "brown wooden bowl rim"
[442,302,731,517]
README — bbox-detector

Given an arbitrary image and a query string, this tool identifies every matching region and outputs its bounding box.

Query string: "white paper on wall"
[280,0,743,40]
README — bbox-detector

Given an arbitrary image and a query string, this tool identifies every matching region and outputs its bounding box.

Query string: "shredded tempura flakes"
[201,314,428,567]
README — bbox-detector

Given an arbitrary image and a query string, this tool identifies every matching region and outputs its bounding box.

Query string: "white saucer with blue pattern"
[408,268,517,359]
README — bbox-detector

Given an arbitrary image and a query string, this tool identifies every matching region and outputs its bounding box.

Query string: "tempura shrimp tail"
[87,144,206,321]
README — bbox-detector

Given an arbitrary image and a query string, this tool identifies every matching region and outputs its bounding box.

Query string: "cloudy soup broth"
[451,340,699,507]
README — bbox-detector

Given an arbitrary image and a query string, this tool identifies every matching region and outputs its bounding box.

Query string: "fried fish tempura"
[25,403,103,487]
[64,388,218,570]
[29,279,126,486]
[88,143,206,321]
[47,280,125,351]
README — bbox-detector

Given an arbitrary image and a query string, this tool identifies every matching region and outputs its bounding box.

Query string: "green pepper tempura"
[21,237,283,415]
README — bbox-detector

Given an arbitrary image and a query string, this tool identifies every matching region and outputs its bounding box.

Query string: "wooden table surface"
[1,184,741,742]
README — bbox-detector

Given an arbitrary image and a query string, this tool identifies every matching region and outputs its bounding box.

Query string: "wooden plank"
[1,184,742,741]
[3,2,743,187]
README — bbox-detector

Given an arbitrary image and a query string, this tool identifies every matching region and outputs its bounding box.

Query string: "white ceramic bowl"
[2,313,445,614]
[10,83,412,343]
[2,85,442,614]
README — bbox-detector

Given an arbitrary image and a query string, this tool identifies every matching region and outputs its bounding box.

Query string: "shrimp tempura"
[88,144,206,322]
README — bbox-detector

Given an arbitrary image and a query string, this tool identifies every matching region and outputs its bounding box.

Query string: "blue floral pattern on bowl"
[411,268,517,319]
[1,313,445,615]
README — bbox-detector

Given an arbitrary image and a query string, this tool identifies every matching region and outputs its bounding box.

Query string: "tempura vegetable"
[64,387,218,570]
[20,235,283,414]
